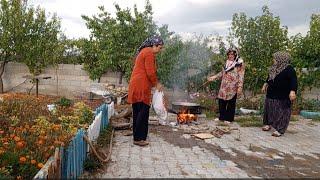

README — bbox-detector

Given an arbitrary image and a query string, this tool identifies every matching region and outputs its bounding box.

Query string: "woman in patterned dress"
[207,48,245,124]
[261,51,297,137]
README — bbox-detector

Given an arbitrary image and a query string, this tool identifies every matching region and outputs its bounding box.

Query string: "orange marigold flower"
[31,159,37,165]
[16,141,25,149]
[19,156,27,163]
[9,134,15,138]
[14,136,21,142]
[37,140,44,145]
[37,163,44,169]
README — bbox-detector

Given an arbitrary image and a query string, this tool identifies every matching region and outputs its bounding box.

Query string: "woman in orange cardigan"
[128,36,164,146]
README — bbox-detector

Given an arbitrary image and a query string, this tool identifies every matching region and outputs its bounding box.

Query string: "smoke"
[168,34,214,101]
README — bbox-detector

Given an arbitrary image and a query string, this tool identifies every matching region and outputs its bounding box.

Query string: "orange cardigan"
[128,47,158,105]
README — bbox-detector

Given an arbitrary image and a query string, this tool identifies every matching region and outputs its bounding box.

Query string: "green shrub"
[301,99,320,111]
[83,155,101,172]
[237,95,265,111]
[55,97,72,107]
[204,110,216,119]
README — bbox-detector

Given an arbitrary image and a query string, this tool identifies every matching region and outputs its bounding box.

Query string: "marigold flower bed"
[0,93,95,179]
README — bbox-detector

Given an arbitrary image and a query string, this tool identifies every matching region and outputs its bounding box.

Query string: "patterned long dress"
[215,61,245,122]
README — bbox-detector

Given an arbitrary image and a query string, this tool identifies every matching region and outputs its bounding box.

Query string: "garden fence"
[34,102,114,179]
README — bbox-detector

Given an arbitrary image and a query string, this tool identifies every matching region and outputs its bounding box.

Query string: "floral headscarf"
[224,47,243,72]
[268,51,291,81]
[135,35,164,56]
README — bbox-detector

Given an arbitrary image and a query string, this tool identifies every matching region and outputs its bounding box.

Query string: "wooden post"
[36,78,39,97]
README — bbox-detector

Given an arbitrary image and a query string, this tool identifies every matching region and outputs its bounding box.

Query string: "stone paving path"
[97,118,320,178]
[205,119,320,158]
[100,131,249,178]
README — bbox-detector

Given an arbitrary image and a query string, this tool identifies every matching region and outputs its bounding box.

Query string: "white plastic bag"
[152,90,168,125]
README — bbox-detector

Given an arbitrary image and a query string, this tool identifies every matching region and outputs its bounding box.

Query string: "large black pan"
[171,101,202,114]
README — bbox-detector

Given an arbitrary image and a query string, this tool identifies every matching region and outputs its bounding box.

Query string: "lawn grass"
[235,115,263,127]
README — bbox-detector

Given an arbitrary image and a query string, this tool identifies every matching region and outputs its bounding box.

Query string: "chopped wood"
[149,116,158,121]
[112,107,132,119]
[148,120,159,125]
[111,122,131,130]
[216,127,231,134]
[123,130,133,136]
[111,118,129,124]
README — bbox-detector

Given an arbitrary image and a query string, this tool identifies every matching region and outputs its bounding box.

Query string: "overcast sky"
[29,0,320,39]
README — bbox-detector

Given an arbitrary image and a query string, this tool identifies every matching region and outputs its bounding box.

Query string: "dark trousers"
[132,102,150,141]
[218,95,237,122]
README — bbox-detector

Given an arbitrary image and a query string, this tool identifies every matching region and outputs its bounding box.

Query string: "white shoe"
[214,118,220,122]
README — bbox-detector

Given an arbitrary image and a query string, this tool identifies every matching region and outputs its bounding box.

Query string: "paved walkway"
[97,117,320,178]
[100,131,249,178]
[205,119,320,158]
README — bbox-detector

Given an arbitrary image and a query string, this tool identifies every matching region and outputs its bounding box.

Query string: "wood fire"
[177,110,197,124]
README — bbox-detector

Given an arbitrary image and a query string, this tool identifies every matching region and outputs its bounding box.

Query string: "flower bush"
[0,93,94,179]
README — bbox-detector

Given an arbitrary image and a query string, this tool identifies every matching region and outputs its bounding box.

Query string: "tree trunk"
[0,61,7,93]
[119,72,124,85]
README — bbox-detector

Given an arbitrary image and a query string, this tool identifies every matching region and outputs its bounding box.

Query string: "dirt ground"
[149,125,320,178]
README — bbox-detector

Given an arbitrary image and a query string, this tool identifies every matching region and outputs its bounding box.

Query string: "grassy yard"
[235,115,263,127]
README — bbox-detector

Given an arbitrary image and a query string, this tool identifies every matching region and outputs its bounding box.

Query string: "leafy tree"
[291,14,320,96]
[59,38,83,64]
[231,6,289,95]
[0,0,28,92]
[81,1,156,83]
[206,36,227,94]
[21,7,62,76]
[0,0,63,93]
[157,34,183,88]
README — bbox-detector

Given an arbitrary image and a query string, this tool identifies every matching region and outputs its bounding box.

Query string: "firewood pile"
[110,104,132,132]
[103,83,128,101]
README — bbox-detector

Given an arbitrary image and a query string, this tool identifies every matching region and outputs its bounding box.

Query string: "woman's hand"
[156,83,163,92]
[261,83,268,93]
[207,75,216,82]
[289,91,296,101]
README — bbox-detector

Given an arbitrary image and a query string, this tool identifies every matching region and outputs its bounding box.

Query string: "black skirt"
[263,98,291,134]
